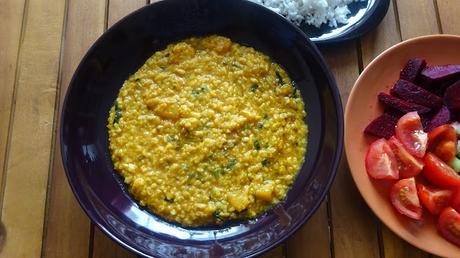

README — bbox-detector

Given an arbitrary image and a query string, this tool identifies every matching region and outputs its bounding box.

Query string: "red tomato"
[395,112,428,158]
[365,138,398,179]
[428,125,457,162]
[429,124,457,144]
[451,190,460,213]
[390,177,422,220]
[388,136,424,178]
[423,153,460,188]
[438,207,460,246]
[417,184,453,215]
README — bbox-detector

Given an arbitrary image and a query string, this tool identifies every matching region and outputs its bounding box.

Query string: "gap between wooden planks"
[42,0,106,257]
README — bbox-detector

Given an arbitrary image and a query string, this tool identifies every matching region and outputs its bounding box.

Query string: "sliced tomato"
[423,152,460,188]
[388,136,424,178]
[390,177,422,220]
[451,190,460,213]
[428,125,457,162]
[417,183,453,215]
[365,138,398,180]
[395,111,428,158]
[438,207,460,246]
[429,124,457,144]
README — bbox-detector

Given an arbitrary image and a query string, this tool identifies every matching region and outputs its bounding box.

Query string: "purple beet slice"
[444,80,460,115]
[419,64,460,88]
[433,78,460,97]
[390,79,442,109]
[421,114,431,131]
[425,106,451,132]
[384,108,404,118]
[400,58,426,82]
[364,113,398,139]
[378,92,430,114]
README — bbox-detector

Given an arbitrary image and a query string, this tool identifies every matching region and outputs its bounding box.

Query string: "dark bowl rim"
[59,0,344,257]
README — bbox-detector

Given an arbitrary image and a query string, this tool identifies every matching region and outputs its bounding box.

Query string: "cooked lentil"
[107,35,307,226]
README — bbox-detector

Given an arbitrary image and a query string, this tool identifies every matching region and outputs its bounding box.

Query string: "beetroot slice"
[426,106,451,132]
[390,79,442,109]
[384,108,404,118]
[364,113,398,139]
[378,92,431,114]
[419,64,460,87]
[444,80,460,115]
[400,58,426,82]
[433,78,460,97]
[421,114,432,131]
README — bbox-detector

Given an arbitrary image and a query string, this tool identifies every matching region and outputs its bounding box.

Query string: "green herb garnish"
[166,135,178,143]
[253,139,261,150]
[213,210,223,222]
[291,86,299,98]
[276,71,283,85]
[113,101,122,125]
[164,196,175,203]
[250,83,259,92]
[261,158,270,166]
[191,85,209,97]
[212,168,224,178]
[225,159,237,171]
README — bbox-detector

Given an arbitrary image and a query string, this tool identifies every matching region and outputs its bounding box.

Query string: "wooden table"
[0,0,458,257]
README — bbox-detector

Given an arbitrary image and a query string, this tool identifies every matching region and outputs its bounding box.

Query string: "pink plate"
[345,34,460,257]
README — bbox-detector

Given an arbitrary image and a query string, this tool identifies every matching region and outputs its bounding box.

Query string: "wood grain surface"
[42,1,106,258]
[0,0,65,257]
[0,0,459,257]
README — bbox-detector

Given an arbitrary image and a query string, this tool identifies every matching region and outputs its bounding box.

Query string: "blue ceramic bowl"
[61,0,343,257]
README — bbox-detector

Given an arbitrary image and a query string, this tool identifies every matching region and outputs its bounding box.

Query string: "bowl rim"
[60,0,344,257]
[345,34,460,256]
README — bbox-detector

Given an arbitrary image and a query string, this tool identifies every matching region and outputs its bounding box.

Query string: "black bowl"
[61,0,343,257]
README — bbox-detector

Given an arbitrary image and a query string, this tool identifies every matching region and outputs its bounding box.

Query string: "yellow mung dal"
[107,35,307,226]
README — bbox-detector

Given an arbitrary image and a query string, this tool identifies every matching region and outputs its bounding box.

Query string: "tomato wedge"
[365,138,398,179]
[451,190,460,213]
[390,177,422,220]
[395,112,428,158]
[423,152,460,188]
[438,207,460,246]
[417,183,453,215]
[428,125,457,162]
[388,136,424,178]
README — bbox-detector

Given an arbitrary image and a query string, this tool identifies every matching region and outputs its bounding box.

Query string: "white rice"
[250,0,362,28]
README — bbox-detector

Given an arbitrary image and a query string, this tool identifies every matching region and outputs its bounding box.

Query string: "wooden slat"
[0,0,26,209]
[0,0,66,257]
[323,41,380,258]
[260,244,285,258]
[436,0,460,34]
[361,0,401,63]
[286,202,331,258]
[91,1,146,257]
[107,0,146,26]
[395,0,438,39]
[41,1,107,258]
[93,227,138,258]
[360,1,436,257]
[381,228,432,258]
